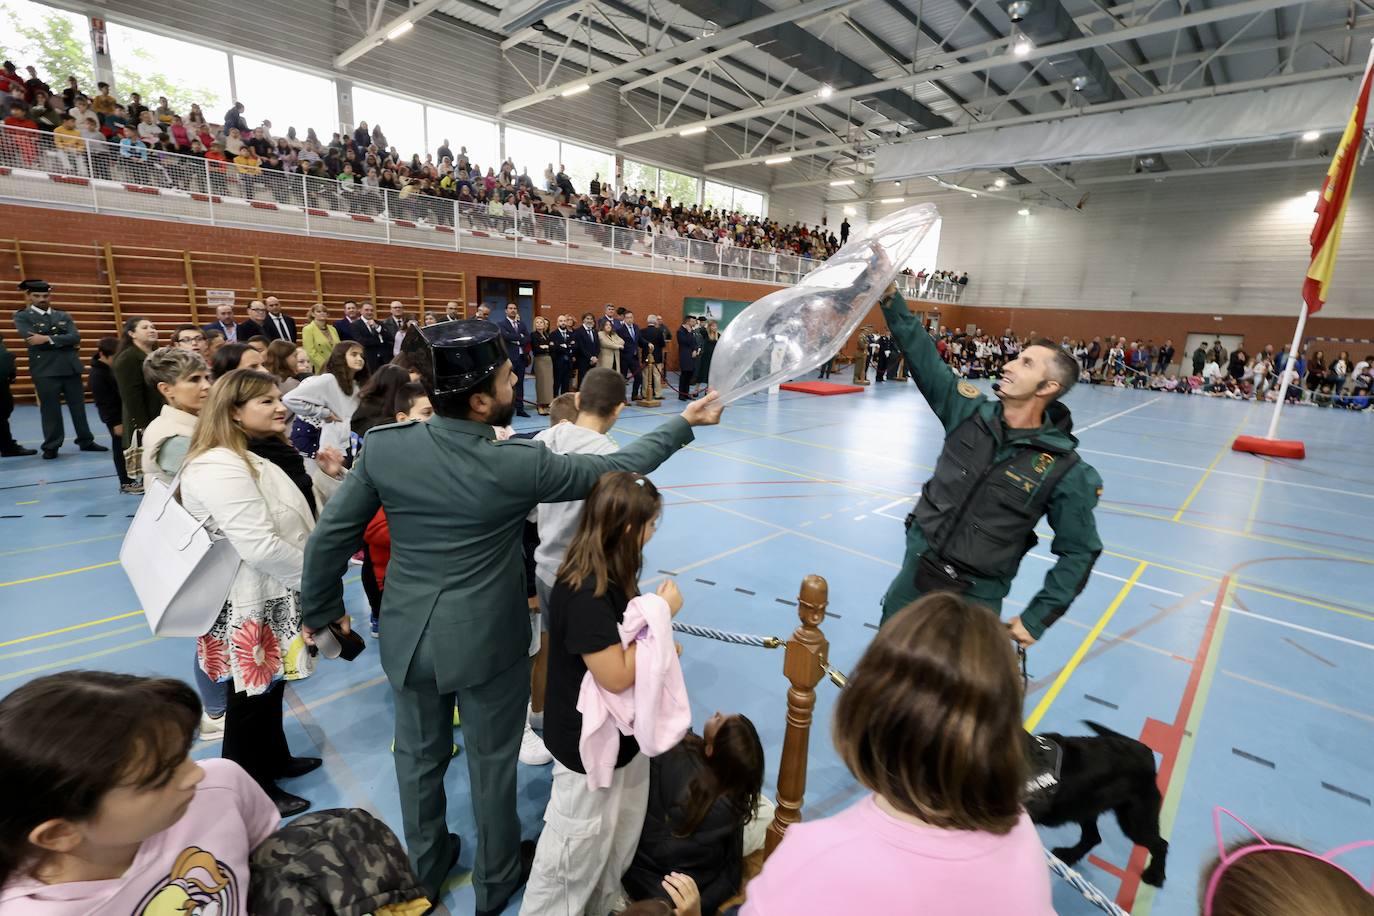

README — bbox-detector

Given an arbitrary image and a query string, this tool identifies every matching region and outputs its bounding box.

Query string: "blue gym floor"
[3,377,1373,914]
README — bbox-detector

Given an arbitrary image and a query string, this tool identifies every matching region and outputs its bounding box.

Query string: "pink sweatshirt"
[741,795,1054,916]
[0,759,279,916]
[577,593,691,789]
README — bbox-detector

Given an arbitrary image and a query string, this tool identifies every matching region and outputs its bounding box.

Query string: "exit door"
[478,277,538,327]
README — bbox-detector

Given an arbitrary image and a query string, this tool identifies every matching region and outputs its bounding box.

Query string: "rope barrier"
[671,621,781,649]
[1045,851,1129,916]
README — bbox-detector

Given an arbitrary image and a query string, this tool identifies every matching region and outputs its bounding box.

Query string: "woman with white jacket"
[180,368,334,818]
[281,340,366,459]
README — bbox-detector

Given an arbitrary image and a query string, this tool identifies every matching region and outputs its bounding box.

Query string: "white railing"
[0,124,856,289]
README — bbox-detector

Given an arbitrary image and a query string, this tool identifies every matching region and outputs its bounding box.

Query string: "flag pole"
[1263,303,1309,440]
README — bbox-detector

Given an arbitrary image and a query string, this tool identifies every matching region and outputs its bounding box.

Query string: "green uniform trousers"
[34,372,95,452]
[393,629,529,909]
[879,537,1010,626]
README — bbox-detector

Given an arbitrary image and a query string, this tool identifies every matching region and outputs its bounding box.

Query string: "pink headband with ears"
[1204,807,1374,914]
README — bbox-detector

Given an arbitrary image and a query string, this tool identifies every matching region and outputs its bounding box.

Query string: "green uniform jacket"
[13,307,83,378]
[301,414,696,691]
[881,291,1103,639]
[113,345,165,437]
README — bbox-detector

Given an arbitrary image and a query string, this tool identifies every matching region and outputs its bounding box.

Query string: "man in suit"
[0,333,36,456]
[334,300,359,341]
[12,279,106,459]
[203,302,238,342]
[676,316,700,401]
[603,303,619,333]
[640,314,668,399]
[440,300,462,323]
[551,314,574,396]
[352,301,389,371]
[301,321,726,915]
[618,308,643,401]
[382,300,411,360]
[474,304,493,323]
[498,302,531,417]
[571,311,599,390]
[262,295,297,343]
[238,300,267,340]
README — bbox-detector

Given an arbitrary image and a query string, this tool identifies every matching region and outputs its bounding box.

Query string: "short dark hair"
[96,335,119,358]
[393,381,428,417]
[1029,339,1078,400]
[211,342,253,379]
[548,391,579,424]
[833,593,1025,834]
[577,367,627,418]
[431,365,503,420]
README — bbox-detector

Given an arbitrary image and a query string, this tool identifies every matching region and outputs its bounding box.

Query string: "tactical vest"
[912,411,1079,581]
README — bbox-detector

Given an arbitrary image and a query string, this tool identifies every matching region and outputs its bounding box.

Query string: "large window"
[505,126,560,185]
[106,21,230,115]
[426,105,498,168]
[658,168,699,208]
[559,140,613,197]
[733,188,764,217]
[621,159,658,197]
[232,55,335,141]
[0,0,94,92]
[701,179,764,216]
[352,85,424,160]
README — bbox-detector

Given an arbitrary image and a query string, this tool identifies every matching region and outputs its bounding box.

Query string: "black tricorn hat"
[401,320,506,396]
[17,279,51,293]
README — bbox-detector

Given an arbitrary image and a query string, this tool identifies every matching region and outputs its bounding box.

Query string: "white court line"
[1074,395,1164,432]
[1080,447,1374,502]
[1209,600,1374,654]
[853,515,867,521]
[1024,551,1185,599]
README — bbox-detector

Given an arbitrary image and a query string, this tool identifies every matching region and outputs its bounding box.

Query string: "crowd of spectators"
[0,60,840,265]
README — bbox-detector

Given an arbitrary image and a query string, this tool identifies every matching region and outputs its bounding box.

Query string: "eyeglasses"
[176,335,206,344]
[1203,807,1374,914]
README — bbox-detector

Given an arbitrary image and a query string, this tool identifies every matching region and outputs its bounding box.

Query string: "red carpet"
[780,380,866,396]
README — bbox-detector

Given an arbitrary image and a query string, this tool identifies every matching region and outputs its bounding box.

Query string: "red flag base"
[1232,435,1305,460]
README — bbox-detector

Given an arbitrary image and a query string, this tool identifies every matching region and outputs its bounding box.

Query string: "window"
[558,140,613,197]
[105,21,230,115]
[0,0,94,92]
[621,159,658,197]
[425,106,498,168]
[658,168,700,207]
[505,126,560,186]
[703,180,733,213]
[231,55,335,143]
[352,85,424,162]
[733,188,764,217]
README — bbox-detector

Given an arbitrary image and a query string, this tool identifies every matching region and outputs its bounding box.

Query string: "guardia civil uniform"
[301,321,699,913]
[878,290,1103,639]
[12,279,99,456]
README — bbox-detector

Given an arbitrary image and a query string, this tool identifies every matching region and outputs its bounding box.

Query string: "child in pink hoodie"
[522,472,690,916]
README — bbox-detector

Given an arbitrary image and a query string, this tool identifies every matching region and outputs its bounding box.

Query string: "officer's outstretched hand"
[1007,616,1036,648]
[680,389,725,427]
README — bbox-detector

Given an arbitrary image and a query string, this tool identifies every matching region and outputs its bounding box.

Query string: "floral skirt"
[197,590,315,696]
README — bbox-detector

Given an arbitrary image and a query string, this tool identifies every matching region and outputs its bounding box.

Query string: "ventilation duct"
[499,0,584,34]
[1001,1,1124,104]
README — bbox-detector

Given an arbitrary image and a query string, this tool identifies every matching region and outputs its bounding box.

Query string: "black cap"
[17,279,51,293]
[401,320,506,396]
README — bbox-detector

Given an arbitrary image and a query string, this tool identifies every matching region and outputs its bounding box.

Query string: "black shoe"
[77,442,109,452]
[474,840,537,916]
[267,785,310,817]
[0,445,36,457]
[421,834,464,916]
[277,756,322,779]
[516,410,530,417]
[41,449,57,460]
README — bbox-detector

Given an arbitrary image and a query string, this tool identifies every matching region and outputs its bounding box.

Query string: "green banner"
[681,296,754,329]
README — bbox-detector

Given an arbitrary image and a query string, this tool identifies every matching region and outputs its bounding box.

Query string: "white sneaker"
[528,708,544,730]
[199,712,226,740]
[519,719,552,765]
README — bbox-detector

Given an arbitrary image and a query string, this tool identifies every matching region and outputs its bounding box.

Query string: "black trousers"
[678,368,694,399]
[0,380,16,448]
[223,679,291,790]
[512,359,528,414]
[553,359,571,396]
[34,373,94,452]
[361,544,383,617]
[106,425,132,486]
[627,366,642,399]
[572,360,592,390]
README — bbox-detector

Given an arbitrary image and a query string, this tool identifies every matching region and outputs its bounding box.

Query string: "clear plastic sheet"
[709,203,940,404]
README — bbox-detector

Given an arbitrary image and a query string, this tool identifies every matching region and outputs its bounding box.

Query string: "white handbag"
[119,472,242,637]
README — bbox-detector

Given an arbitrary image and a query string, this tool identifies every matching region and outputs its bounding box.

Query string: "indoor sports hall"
[2,1,1373,915]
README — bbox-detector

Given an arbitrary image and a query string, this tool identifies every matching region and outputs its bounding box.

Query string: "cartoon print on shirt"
[133,846,237,916]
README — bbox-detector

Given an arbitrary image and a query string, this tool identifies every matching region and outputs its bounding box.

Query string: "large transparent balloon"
[709,203,940,404]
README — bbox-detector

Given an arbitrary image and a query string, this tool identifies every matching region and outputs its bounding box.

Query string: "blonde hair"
[183,369,281,476]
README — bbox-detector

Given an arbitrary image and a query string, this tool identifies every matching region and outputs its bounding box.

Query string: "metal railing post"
[85,140,98,213]
[302,173,311,236]
[383,190,392,244]
[453,200,460,251]
[205,159,215,226]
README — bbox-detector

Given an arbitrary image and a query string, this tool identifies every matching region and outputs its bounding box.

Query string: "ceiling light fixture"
[386,20,415,40]
[1070,75,1089,91]
[560,83,591,97]
[1012,34,1033,57]
[765,155,793,165]
[994,178,1007,189]
[818,83,834,99]
[679,125,707,136]
[1017,208,1031,216]
[880,197,904,204]
[828,178,855,186]
[1301,130,1321,142]
[1007,1,1032,22]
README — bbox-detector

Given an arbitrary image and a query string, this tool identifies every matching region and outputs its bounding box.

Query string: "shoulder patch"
[957,380,980,399]
[367,419,418,433]
[495,437,543,447]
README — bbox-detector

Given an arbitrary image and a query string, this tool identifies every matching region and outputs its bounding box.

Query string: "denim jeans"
[194,654,228,717]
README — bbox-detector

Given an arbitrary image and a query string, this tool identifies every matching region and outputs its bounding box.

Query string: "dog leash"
[1018,644,1030,693]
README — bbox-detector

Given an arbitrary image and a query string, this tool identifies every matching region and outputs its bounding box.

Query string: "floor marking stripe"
[0,610,144,648]
[0,623,147,661]
[1075,395,1164,432]
[1231,747,1276,769]
[1024,560,1148,731]
[1172,415,1250,521]
[1244,461,1267,535]
[1221,669,1374,724]
[1321,782,1373,805]
[0,637,160,682]
[1282,636,1337,667]
[0,560,120,587]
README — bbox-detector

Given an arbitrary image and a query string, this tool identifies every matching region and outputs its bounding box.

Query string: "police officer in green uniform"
[299,321,725,915]
[877,286,1103,648]
[12,279,105,459]
[0,332,36,457]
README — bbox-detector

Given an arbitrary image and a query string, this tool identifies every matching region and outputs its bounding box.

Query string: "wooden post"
[182,251,199,324]
[252,254,264,299]
[641,349,663,407]
[13,239,25,277]
[764,574,830,858]
[367,265,377,305]
[102,243,122,326]
[416,268,426,320]
[313,261,324,303]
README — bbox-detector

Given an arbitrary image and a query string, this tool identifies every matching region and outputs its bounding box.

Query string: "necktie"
[274,314,287,337]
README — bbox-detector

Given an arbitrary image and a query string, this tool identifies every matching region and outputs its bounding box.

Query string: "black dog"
[1024,721,1169,887]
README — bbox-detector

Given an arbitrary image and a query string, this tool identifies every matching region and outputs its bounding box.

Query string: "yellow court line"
[0,533,124,558]
[15,500,38,506]
[1104,503,1374,567]
[0,623,148,661]
[0,637,161,682]
[1244,461,1267,535]
[1024,560,1148,732]
[0,610,144,648]
[1171,415,1250,521]
[0,560,120,588]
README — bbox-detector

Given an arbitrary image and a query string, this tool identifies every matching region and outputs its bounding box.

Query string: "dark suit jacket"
[676,326,698,372]
[573,326,599,370]
[237,318,265,341]
[333,318,355,341]
[617,323,642,373]
[351,318,389,366]
[551,329,574,366]
[203,319,239,342]
[640,325,667,366]
[499,318,531,370]
[262,311,297,343]
[380,316,407,351]
[87,358,122,427]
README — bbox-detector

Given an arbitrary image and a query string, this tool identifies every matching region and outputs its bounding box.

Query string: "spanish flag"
[1304,45,1374,314]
